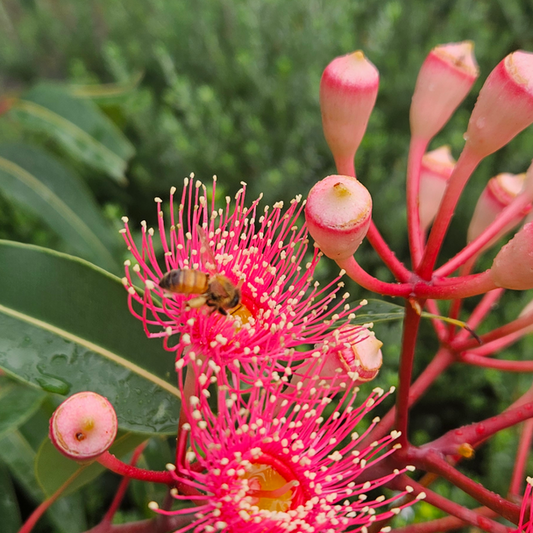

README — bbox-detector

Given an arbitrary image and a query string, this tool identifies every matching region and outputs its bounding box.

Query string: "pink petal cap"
[491,222,533,290]
[465,51,533,158]
[410,41,478,141]
[49,391,118,462]
[305,175,372,259]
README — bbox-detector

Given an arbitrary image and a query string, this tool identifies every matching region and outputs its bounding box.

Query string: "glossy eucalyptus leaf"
[0,431,87,533]
[0,143,120,272]
[0,461,21,533]
[0,241,179,434]
[36,431,148,498]
[9,83,134,183]
[0,376,46,441]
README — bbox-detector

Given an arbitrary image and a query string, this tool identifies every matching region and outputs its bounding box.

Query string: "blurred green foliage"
[1,0,533,530]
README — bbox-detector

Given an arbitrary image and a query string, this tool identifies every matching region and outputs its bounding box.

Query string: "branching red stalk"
[103,443,147,523]
[390,506,498,533]
[460,353,533,371]
[406,448,522,523]
[434,192,532,278]
[452,309,533,352]
[391,475,511,533]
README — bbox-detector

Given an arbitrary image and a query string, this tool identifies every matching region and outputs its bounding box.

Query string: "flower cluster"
[120,176,358,375]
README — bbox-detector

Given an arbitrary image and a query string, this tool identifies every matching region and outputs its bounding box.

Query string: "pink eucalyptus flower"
[150,359,422,532]
[121,177,357,372]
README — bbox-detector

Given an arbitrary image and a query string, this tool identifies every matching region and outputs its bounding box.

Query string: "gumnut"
[49,391,118,461]
[465,51,533,158]
[491,222,533,290]
[320,51,379,174]
[410,41,478,141]
[419,146,456,231]
[305,175,372,259]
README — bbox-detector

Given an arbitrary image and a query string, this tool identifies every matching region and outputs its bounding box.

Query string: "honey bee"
[159,227,242,316]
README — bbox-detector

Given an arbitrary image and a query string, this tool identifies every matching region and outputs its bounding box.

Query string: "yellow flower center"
[242,463,295,512]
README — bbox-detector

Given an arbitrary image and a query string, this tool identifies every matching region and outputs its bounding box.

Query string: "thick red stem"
[460,353,533,372]
[395,301,422,447]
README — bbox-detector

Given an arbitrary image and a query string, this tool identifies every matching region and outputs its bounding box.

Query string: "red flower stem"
[395,301,422,447]
[420,401,533,456]
[460,353,533,372]
[418,146,481,280]
[336,151,411,282]
[405,448,521,524]
[509,418,533,497]
[367,222,413,281]
[365,347,453,445]
[97,452,175,485]
[335,154,355,178]
[452,308,533,352]
[17,477,72,533]
[453,289,505,345]
[391,475,510,533]
[390,506,498,533]
[337,256,497,299]
[103,443,147,523]
[406,135,429,268]
[434,192,532,278]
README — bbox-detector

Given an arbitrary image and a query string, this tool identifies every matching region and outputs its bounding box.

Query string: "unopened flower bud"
[320,51,379,174]
[491,222,533,290]
[468,172,526,247]
[49,392,118,461]
[318,325,383,384]
[305,175,372,259]
[419,146,456,231]
[410,41,478,141]
[465,51,533,158]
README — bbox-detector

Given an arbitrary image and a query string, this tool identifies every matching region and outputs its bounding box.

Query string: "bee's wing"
[196,225,219,275]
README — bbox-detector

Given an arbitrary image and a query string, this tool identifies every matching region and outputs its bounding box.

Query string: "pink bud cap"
[465,51,533,158]
[318,325,383,384]
[491,222,533,290]
[320,51,379,173]
[419,146,456,231]
[49,392,118,462]
[468,172,526,244]
[410,41,478,141]
[305,175,372,259]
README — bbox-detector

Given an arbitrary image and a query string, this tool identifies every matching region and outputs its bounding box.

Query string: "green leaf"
[67,71,144,100]
[8,83,134,183]
[0,143,120,272]
[0,462,21,533]
[351,299,406,324]
[0,241,179,435]
[0,431,87,533]
[36,431,148,498]
[0,376,46,441]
